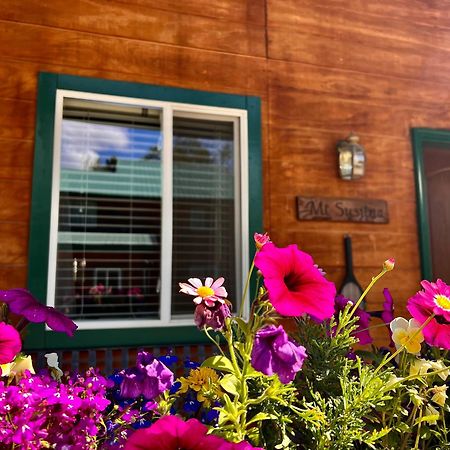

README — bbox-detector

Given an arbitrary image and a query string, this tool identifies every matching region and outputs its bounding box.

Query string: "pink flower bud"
[383,258,395,271]
[254,232,271,250]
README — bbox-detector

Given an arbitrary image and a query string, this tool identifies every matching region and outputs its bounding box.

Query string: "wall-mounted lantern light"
[337,133,366,180]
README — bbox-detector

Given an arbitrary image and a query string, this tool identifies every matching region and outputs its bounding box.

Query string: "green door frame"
[411,128,450,281]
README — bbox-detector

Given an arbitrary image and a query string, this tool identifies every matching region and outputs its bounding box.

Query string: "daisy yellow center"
[434,294,450,311]
[197,286,214,298]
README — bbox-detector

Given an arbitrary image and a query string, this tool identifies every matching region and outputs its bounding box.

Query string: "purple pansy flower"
[0,322,21,364]
[0,289,78,337]
[120,351,174,400]
[251,324,307,383]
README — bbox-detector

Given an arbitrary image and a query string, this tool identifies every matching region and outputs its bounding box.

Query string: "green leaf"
[220,374,240,396]
[234,317,248,333]
[414,414,439,426]
[202,356,235,373]
[246,412,277,426]
[365,427,391,443]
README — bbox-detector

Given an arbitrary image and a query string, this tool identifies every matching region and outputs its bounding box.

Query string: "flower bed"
[1,234,450,449]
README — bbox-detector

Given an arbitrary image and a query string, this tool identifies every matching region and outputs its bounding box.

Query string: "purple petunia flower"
[251,324,307,384]
[120,351,174,400]
[194,302,231,330]
[0,289,78,337]
[0,322,21,364]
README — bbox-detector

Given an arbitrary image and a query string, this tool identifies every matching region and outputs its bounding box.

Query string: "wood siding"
[1,0,449,343]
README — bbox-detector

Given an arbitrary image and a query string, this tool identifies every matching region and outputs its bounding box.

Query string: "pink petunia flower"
[0,322,21,365]
[407,279,450,349]
[125,415,263,450]
[179,277,227,307]
[255,243,336,320]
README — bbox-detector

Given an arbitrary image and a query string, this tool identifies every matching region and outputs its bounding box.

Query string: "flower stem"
[349,268,389,318]
[238,258,255,318]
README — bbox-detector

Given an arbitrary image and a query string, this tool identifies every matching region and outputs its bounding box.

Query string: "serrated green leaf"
[202,356,235,373]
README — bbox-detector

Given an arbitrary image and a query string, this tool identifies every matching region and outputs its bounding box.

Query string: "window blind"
[171,116,237,316]
[55,98,162,321]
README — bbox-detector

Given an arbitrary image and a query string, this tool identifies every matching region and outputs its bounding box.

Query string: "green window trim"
[26,73,262,351]
[411,128,450,281]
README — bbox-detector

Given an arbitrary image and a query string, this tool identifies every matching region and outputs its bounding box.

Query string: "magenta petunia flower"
[194,302,231,330]
[179,277,227,307]
[0,322,21,364]
[407,279,450,349]
[0,289,78,337]
[251,324,307,384]
[254,243,336,320]
[125,415,263,450]
[334,295,372,345]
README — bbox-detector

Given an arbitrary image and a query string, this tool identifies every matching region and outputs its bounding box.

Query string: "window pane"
[171,116,237,316]
[54,98,162,321]
[423,142,450,280]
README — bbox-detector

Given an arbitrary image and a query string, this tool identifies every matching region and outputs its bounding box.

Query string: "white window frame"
[47,89,249,330]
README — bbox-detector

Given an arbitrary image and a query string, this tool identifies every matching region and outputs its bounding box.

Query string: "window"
[27,73,262,350]
[412,128,450,281]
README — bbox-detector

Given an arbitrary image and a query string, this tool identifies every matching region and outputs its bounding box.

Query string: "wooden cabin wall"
[0,0,449,343]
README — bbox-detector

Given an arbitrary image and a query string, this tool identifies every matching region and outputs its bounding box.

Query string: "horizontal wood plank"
[0,223,29,265]
[268,0,447,29]
[0,0,266,57]
[268,0,450,46]
[0,265,28,289]
[270,230,420,270]
[0,179,31,222]
[267,157,415,201]
[0,139,34,170]
[269,89,450,138]
[269,60,450,111]
[268,26,450,84]
[0,21,267,96]
[114,0,266,24]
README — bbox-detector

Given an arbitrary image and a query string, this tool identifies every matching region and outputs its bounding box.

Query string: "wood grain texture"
[0,21,267,95]
[269,59,450,111]
[0,0,266,57]
[113,0,266,24]
[267,0,450,85]
[0,223,29,265]
[268,0,449,28]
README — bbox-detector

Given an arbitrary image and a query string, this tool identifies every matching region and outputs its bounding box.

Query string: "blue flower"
[184,358,200,369]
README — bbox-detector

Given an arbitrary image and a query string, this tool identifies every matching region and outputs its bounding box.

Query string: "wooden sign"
[297,196,389,223]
